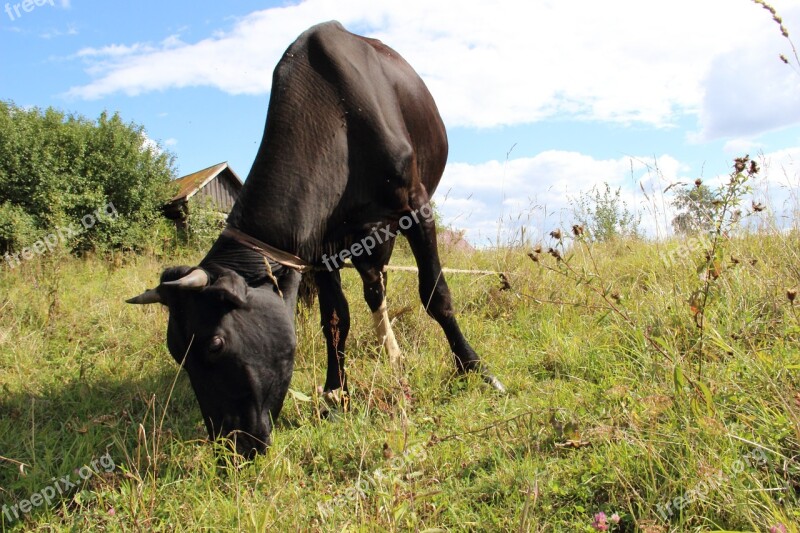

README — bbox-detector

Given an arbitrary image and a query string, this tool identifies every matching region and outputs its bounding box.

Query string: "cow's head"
[126,266,297,458]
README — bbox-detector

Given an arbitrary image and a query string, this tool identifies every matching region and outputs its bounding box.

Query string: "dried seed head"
[754,0,777,16]
[499,273,511,291]
[788,289,797,303]
[547,247,562,261]
[382,442,393,459]
[610,291,622,304]
[549,229,562,240]
[527,251,539,263]
[572,224,584,237]
[734,156,748,173]
[731,255,740,265]
[781,54,790,64]
[533,244,542,254]
[695,178,703,187]
[752,201,765,212]
[749,160,759,175]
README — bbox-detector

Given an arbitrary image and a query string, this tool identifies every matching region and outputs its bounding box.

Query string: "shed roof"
[169,162,243,204]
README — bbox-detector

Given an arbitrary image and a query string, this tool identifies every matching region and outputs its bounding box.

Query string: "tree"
[0,101,176,254]
[671,183,716,235]
[571,182,640,242]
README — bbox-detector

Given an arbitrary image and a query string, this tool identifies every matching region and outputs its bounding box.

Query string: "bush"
[571,182,640,242]
[0,101,177,255]
[0,201,39,254]
[185,196,227,250]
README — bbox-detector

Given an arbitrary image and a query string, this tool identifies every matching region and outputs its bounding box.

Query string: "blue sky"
[3,0,800,244]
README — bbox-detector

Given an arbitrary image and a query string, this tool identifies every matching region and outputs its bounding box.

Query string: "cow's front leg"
[314,269,350,413]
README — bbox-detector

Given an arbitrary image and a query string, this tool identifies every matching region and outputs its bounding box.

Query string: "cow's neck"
[200,234,282,287]
[200,235,302,307]
[229,155,321,263]
[225,68,345,265]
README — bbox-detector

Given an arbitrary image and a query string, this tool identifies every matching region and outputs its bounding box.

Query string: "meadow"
[1,218,799,531]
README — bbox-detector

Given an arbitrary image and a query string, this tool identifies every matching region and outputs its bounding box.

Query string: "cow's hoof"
[317,387,350,421]
[456,365,507,394]
[482,373,507,394]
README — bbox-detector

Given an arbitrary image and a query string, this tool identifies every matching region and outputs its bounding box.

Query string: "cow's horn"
[162,268,209,289]
[126,288,162,305]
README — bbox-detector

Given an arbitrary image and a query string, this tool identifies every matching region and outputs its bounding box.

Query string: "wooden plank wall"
[196,171,239,212]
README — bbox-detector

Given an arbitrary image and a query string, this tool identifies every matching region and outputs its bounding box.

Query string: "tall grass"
[1,210,798,531]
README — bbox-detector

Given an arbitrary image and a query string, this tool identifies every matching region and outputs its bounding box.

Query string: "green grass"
[1,232,799,531]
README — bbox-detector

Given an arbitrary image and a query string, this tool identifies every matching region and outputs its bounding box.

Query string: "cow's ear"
[204,269,248,307]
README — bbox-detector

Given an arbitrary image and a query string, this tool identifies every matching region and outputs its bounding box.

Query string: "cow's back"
[297,21,446,197]
[229,21,448,259]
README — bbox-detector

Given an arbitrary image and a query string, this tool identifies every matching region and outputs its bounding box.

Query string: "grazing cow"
[127,21,505,457]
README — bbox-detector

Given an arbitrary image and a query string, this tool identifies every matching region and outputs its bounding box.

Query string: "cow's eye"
[208,336,225,353]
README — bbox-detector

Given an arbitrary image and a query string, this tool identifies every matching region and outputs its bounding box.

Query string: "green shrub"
[0,201,39,253]
[570,182,641,242]
[185,196,227,250]
[0,101,177,255]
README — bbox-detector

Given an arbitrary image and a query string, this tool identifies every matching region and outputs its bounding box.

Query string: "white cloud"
[732,149,800,230]
[723,138,765,155]
[76,43,157,59]
[140,132,179,154]
[438,147,800,244]
[692,5,800,141]
[40,24,78,39]
[63,0,800,136]
[435,151,690,243]
[139,132,160,153]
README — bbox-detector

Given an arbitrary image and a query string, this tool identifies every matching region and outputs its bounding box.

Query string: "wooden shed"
[164,162,243,229]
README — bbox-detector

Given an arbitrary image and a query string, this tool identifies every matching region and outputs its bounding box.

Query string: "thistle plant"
[688,156,757,376]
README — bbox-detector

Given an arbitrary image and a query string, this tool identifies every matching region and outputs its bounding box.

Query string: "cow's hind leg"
[401,193,506,393]
[352,236,402,372]
[314,269,351,412]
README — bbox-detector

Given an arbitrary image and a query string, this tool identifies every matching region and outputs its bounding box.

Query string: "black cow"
[127,21,504,457]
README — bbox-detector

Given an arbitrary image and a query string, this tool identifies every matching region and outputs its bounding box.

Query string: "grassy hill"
[0,231,798,531]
